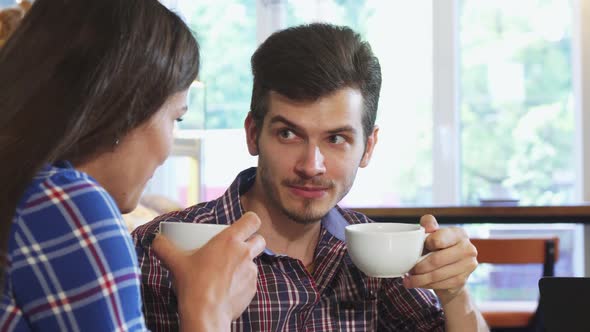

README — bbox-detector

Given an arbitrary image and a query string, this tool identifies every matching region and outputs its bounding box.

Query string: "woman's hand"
[152,212,266,331]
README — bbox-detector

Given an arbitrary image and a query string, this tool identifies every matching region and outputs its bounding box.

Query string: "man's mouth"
[288,185,329,199]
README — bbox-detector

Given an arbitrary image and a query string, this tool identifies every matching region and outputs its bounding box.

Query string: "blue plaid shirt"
[1,162,146,331]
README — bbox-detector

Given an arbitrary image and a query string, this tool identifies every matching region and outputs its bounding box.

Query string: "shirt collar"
[321,208,348,242]
[211,167,255,230]
[215,167,349,252]
[36,161,75,179]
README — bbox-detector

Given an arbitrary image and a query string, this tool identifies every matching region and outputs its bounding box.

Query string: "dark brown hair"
[0,0,199,269]
[250,23,381,142]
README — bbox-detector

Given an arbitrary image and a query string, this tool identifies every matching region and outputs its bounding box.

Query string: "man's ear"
[360,126,379,168]
[245,112,259,156]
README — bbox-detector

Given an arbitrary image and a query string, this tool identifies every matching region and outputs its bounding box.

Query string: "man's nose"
[295,144,326,178]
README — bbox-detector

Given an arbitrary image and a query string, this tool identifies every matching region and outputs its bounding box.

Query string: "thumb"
[221,211,262,242]
[419,214,439,233]
[152,234,182,272]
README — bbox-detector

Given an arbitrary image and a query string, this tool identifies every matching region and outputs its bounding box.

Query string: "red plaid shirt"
[132,168,445,331]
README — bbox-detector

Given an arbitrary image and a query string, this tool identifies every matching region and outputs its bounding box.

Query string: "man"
[133,23,487,331]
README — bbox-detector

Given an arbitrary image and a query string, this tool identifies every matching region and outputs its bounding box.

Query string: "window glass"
[170,0,258,201]
[464,223,585,303]
[458,2,580,305]
[176,0,256,130]
[459,0,575,205]
[0,0,16,8]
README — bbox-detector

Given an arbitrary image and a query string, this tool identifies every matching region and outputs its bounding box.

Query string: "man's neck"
[240,182,322,267]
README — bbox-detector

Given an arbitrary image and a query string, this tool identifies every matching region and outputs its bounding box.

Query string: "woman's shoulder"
[20,163,112,212]
[30,162,100,191]
[13,163,123,242]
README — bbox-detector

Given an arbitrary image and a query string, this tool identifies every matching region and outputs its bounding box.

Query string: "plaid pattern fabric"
[133,168,445,331]
[0,162,147,332]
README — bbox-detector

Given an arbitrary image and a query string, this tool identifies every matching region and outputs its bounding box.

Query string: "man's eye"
[279,129,296,139]
[175,117,184,123]
[329,135,346,144]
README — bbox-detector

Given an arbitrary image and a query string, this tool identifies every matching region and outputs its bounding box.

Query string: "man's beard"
[259,164,335,225]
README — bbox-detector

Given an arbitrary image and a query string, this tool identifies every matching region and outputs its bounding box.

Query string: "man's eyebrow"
[269,115,357,135]
[179,105,188,111]
[326,125,357,135]
[268,115,301,130]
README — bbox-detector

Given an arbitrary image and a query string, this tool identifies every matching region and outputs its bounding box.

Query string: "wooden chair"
[470,237,559,331]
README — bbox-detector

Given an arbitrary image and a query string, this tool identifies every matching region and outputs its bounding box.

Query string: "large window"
[455,0,581,303]
[160,0,579,208]
[460,0,575,205]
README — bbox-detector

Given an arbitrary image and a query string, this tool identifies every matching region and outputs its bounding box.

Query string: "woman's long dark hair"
[0,0,200,273]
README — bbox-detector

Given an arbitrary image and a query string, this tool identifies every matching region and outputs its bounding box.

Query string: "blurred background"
[3,0,588,310]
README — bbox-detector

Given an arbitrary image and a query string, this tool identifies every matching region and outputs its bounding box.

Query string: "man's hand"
[402,214,478,306]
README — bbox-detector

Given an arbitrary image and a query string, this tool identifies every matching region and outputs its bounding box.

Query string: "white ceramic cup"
[345,223,429,278]
[159,222,229,251]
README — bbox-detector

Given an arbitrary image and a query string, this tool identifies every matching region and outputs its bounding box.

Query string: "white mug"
[345,223,429,278]
[159,222,228,251]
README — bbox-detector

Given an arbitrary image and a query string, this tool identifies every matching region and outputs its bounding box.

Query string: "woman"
[0,0,264,331]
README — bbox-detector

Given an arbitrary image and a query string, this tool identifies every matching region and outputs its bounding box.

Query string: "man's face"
[245,87,378,224]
